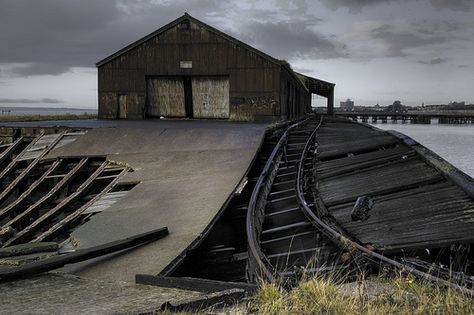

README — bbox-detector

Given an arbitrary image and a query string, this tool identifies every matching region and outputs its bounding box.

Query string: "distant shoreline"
[0,113,97,122]
[0,106,97,118]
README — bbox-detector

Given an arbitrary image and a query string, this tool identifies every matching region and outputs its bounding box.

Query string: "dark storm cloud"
[429,0,472,11]
[320,0,472,12]
[0,0,226,76]
[6,63,71,77]
[235,20,346,60]
[320,0,386,13]
[371,24,449,57]
[418,57,447,65]
[0,98,62,104]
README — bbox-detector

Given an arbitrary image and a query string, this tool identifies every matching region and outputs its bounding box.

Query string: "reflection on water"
[370,121,474,178]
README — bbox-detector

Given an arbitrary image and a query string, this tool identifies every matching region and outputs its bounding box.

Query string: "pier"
[336,111,474,124]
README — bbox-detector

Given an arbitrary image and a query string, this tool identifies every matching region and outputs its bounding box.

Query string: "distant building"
[448,101,465,107]
[340,99,354,111]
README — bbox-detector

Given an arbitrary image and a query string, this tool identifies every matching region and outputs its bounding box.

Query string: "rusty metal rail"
[246,118,309,282]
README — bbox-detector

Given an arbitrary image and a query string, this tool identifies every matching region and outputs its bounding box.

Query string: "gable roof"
[96,13,311,92]
[96,13,282,67]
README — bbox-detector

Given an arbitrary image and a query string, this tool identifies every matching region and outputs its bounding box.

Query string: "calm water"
[0,106,97,116]
[371,121,474,178]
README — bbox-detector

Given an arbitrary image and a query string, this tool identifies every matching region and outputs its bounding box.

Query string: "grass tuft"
[250,272,474,315]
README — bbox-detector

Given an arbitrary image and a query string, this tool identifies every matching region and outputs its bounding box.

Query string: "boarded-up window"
[146,78,185,117]
[192,77,229,119]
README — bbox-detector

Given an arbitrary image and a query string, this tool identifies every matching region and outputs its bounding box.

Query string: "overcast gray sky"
[0,0,473,108]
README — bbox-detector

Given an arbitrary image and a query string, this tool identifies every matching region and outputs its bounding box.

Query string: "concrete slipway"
[14,119,267,282]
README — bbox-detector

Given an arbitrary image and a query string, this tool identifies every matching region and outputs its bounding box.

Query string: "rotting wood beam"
[34,167,129,242]
[0,159,62,222]
[0,133,48,182]
[323,174,444,207]
[4,161,108,247]
[0,149,63,206]
[0,131,65,183]
[136,275,258,294]
[317,152,417,180]
[0,137,24,169]
[388,130,474,199]
[317,136,398,160]
[0,227,169,281]
[2,158,89,231]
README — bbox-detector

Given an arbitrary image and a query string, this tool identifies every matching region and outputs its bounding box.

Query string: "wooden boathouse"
[96,13,335,121]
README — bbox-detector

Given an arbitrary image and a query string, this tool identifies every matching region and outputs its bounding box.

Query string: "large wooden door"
[118,94,127,119]
[146,78,185,117]
[191,77,229,119]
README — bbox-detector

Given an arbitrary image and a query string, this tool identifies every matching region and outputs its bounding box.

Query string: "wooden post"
[327,87,334,115]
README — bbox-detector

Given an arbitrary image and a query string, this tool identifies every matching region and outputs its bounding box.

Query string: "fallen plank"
[0,227,169,281]
[0,242,58,258]
[160,288,246,313]
[136,274,258,294]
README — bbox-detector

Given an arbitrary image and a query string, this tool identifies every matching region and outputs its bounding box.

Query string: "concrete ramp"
[45,120,266,282]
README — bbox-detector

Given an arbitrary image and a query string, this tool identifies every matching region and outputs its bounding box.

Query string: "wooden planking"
[315,120,474,256]
[146,77,186,117]
[316,145,412,173]
[17,133,64,161]
[318,159,443,206]
[317,135,399,160]
[317,147,416,180]
[329,183,474,251]
[192,77,230,119]
[4,162,108,246]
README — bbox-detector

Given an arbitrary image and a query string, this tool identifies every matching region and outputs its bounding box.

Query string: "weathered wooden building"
[97,13,334,121]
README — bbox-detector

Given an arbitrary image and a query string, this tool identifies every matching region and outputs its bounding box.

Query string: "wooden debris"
[0,242,57,258]
[0,227,169,281]
[136,274,257,294]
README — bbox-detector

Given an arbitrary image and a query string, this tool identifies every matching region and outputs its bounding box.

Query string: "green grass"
[250,273,474,315]
[0,113,96,122]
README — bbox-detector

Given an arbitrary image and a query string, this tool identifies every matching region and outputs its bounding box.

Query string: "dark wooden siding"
[98,18,308,121]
